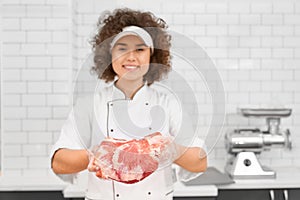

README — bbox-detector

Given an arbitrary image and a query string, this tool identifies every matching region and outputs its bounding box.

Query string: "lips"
[123,65,139,71]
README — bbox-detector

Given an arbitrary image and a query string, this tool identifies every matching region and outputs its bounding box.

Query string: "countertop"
[0,166,300,197]
[218,166,300,190]
[63,166,300,198]
[0,175,67,191]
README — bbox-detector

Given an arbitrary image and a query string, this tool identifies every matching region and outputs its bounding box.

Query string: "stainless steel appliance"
[225,108,292,179]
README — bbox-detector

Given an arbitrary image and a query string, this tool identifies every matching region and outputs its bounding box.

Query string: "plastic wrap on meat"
[92,132,172,184]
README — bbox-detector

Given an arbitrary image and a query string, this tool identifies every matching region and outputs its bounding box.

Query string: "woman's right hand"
[87,151,104,178]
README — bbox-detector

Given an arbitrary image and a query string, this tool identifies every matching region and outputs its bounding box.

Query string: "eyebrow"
[136,44,148,47]
[115,43,148,47]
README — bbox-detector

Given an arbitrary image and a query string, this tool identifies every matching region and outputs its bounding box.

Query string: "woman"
[51,8,207,200]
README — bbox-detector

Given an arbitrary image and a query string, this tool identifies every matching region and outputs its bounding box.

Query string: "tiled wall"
[1,0,71,177]
[1,0,300,177]
[0,0,3,174]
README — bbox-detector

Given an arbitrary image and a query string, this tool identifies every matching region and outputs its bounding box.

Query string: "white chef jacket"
[51,81,203,200]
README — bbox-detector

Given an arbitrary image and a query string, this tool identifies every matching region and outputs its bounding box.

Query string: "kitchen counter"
[0,166,300,198]
[217,166,300,190]
[63,166,300,198]
[174,181,218,197]
[0,175,67,191]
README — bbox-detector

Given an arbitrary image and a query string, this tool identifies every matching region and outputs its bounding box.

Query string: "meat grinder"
[224,108,292,179]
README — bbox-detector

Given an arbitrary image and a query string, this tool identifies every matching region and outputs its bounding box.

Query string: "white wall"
[1,0,300,177]
[0,0,3,174]
[1,0,71,177]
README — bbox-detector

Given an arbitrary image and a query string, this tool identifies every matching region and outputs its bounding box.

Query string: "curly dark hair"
[90,8,171,85]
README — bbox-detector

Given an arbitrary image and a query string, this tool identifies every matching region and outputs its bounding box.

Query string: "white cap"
[110,26,154,53]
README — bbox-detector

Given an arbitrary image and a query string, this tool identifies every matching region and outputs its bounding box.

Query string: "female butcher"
[51,8,207,200]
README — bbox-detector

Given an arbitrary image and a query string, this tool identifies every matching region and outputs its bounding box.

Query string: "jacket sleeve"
[50,96,92,183]
[168,95,207,182]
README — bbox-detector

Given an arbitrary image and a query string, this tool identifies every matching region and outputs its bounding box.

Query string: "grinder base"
[225,152,276,179]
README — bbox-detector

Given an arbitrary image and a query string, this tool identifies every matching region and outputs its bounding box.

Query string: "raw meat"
[92,132,172,184]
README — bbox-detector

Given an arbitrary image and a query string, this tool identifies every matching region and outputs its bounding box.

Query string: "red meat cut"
[92,132,172,184]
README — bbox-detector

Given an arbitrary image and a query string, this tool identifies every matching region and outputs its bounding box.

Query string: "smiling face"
[111,35,151,84]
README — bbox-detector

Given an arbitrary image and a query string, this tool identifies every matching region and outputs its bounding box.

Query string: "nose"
[126,50,137,61]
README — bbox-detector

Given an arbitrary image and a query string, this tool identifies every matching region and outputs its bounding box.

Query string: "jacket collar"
[111,81,148,102]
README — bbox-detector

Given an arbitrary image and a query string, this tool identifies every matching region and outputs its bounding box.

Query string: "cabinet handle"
[269,190,275,200]
[283,189,288,200]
